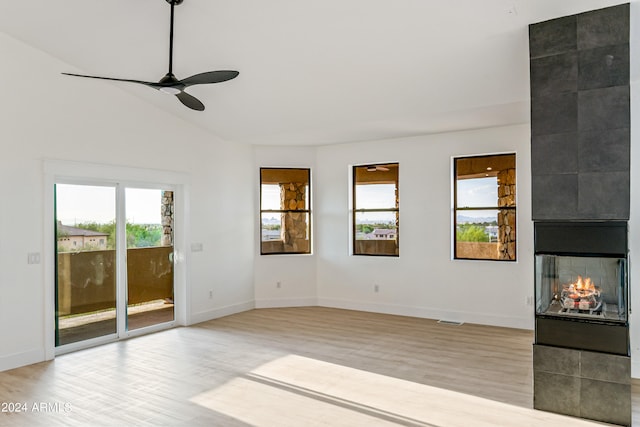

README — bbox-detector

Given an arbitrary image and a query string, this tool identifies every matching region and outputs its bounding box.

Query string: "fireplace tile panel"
[533,344,631,426]
[530,52,577,96]
[578,44,629,90]
[578,86,630,132]
[529,15,576,58]
[578,171,629,219]
[533,344,580,376]
[577,4,629,50]
[532,174,578,219]
[530,4,629,221]
[578,128,630,172]
[531,133,578,175]
[580,378,631,426]
[531,92,578,136]
[581,351,630,383]
[533,371,581,417]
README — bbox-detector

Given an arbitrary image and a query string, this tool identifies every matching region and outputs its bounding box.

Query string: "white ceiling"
[0,0,629,145]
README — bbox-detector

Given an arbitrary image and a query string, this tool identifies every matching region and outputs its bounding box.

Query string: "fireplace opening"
[533,221,629,355]
[535,254,627,322]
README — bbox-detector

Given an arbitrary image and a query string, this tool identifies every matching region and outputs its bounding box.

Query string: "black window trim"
[260,167,312,256]
[352,163,399,257]
[453,153,517,262]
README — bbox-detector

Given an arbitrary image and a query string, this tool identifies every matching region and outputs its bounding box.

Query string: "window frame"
[260,167,312,255]
[453,153,516,262]
[352,163,399,257]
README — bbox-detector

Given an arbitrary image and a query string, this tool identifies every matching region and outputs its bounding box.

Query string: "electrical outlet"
[27,253,41,265]
[526,296,533,306]
[209,290,213,299]
[276,281,282,289]
[374,284,379,293]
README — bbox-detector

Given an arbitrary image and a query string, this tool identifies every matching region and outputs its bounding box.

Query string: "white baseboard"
[189,301,255,325]
[0,348,46,373]
[191,297,532,330]
[255,297,318,309]
[317,297,534,330]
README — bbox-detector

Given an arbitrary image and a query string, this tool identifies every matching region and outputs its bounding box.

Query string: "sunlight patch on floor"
[191,354,606,427]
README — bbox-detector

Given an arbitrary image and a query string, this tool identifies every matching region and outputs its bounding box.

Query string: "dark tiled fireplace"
[532,222,630,426]
[529,3,631,426]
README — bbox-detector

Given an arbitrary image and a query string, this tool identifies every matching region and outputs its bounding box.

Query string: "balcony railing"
[57,246,173,316]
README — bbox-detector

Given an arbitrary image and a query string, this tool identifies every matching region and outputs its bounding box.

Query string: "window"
[260,168,311,255]
[454,153,516,261]
[353,163,399,256]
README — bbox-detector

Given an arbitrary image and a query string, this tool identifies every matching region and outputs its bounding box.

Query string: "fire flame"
[574,275,595,291]
[561,275,600,311]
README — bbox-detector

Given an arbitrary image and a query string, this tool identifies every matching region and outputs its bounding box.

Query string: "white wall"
[315,125,535,329]
[253,146,318,307]
[0,32,255,371]
[252,126,536,330]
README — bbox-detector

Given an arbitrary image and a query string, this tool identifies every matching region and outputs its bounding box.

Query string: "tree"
[71,221,162,249]
[456,224,489,242]
[356,224,374,234]
[126,223,162,248]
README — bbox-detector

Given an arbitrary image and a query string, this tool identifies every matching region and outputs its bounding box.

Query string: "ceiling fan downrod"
[166,0,183,76]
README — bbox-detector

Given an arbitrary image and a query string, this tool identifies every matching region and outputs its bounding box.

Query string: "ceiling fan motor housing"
[166,0,184,5]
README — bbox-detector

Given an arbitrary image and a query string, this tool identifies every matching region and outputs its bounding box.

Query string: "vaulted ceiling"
[0,0,628,145]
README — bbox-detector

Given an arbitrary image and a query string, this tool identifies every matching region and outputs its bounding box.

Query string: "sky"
[56,184,162,225]
[57,178,496,226]
[262,183,396,211]
[261,185,281,210]
[456,177,499,221]
[263,178,497,222]
[457,177,497,207]
[262,183,398,223]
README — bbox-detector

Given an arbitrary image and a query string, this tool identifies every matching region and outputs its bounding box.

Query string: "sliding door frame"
[44,160,190,359]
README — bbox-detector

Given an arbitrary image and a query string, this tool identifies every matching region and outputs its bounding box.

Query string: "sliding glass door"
[55,183,175,350]
[125,188,174,331]
[55,184,117,346]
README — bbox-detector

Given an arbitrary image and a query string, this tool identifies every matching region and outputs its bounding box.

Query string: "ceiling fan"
[62,0,238,111]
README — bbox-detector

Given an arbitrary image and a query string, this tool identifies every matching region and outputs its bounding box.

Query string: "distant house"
[261,229,281,241]
[57,222,109,251]
[371,229,396,240]
[485,225,498,242]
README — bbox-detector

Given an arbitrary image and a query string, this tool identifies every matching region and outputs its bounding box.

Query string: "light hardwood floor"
[0,307,637,426]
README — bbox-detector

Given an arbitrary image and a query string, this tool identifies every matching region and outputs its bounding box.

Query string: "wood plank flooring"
[0,307,637,426]
[57,305,175,346]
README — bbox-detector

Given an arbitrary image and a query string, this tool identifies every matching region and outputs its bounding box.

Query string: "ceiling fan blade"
[62,72,155,86]
[176,91,205,111]
[180,70,239,87]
